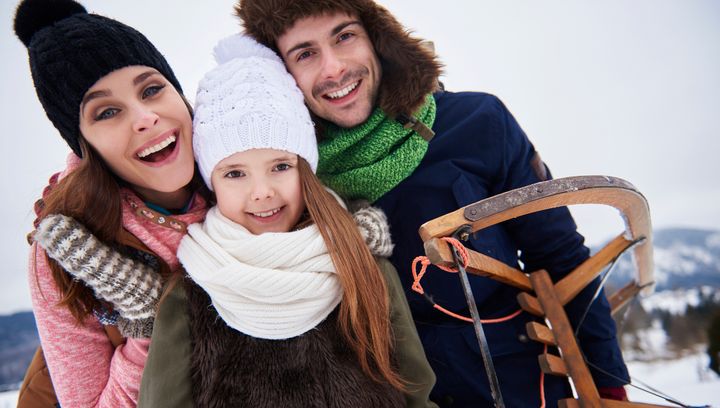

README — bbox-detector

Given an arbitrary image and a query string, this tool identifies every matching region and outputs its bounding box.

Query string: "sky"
[1,1,719,314]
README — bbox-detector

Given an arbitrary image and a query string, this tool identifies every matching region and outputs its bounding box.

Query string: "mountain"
[601,227,720,292]
[0,311,38,391]
[598,227,720,361]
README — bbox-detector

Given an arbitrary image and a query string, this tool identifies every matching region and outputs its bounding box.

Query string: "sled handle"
[418,175,654,295]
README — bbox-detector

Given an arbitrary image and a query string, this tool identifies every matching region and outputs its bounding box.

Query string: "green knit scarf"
[317,94,436,203]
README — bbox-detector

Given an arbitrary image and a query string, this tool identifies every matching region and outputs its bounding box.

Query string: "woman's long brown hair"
[37,139,208,322]
[37,139,126,321]
[298,158,404,391]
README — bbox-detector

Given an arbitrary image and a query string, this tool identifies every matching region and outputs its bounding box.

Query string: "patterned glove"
[349,200,394,258]
[34,214,162,338]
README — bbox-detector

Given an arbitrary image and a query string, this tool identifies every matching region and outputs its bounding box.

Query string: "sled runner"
[418,175,672,408]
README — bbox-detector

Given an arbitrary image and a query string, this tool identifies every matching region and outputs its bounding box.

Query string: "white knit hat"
[193,34,317,190]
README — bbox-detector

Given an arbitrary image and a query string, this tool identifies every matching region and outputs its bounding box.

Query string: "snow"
[639,286,720,315]
[653,244,716,284]
[626,352,719,407]
[622,319,668,361]
[706,233,720,249]
[0,391,17,408]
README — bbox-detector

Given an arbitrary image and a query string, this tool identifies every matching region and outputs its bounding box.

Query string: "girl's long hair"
[297,158,404,391]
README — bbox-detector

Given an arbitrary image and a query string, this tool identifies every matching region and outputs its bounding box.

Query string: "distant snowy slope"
[627,352,719,407]
[603,228,720,292]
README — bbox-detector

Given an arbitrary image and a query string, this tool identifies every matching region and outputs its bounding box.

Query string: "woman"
[14,0,208,406]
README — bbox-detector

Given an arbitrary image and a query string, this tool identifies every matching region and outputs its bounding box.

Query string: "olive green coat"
[138,258,438,408]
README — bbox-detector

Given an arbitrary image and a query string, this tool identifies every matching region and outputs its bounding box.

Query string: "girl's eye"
[225,170,245,178]
[142,84,166,99]
[273,163,292,172]
[95,108,120,121]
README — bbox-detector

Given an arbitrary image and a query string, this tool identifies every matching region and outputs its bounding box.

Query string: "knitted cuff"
[350,202,394,258]
[117,316,154,339]
[34,214,162,322]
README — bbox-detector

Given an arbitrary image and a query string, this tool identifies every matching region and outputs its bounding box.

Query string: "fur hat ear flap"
[365,6,443,117]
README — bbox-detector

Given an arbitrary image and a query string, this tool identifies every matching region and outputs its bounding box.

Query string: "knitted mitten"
[34,214,162,338]
[349,200,394,258]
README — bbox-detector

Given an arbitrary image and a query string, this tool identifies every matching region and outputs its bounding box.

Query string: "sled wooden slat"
[424,237,532,291]
[517,292,543,316]
[554,234,634,306]
[418,175,654,295]
[531,269,602,406]
[526,322,556,346]
[539,353,568,376]
[608,282,643,315]
[558,399,581,408]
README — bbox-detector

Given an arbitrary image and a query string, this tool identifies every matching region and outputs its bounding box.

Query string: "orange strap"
[412,237,548,405]
[411,237,522,324]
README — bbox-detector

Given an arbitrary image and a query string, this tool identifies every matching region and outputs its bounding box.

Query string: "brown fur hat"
[235,0,443,118]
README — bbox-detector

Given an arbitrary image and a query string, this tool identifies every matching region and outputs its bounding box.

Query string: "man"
[236,1,630,406]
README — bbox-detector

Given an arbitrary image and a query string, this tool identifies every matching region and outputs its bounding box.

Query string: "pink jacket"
[29,166,207,408]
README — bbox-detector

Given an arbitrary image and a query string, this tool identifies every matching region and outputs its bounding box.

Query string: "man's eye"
[297,50,313,61]
[338,32,354,42]
[95,108,120,121]
[225,170,245,178]
[142,84,166,99]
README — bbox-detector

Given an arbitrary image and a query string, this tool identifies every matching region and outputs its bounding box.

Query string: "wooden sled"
[419,175,668,408]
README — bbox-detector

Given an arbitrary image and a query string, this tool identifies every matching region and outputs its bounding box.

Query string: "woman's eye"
[142,84,166,99]
[95,108,120,121]
[225,170,245,178]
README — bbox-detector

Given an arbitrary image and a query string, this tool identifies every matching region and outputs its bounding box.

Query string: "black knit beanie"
[13,0,183,157]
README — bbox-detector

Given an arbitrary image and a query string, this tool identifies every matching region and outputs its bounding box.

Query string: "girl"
[144,35,437,407]
[14,0,208,406]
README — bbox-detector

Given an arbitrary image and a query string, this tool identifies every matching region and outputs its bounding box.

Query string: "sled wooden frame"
[419,175,668,408]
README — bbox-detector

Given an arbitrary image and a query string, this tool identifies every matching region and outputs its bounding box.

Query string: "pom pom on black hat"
[14,0,87,46]
[14,0,183,158]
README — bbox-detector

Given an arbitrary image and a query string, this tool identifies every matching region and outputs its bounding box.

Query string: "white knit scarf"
[178,206,342,340]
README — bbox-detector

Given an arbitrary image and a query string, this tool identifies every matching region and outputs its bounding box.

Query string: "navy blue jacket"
[375,91,629,407]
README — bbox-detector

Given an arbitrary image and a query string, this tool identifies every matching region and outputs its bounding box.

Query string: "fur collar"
[185,280,405,407]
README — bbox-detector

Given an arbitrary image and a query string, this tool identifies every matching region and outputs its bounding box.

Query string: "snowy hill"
[598,228,720,368]
[605,228,720,292]
[0,312,38,391]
